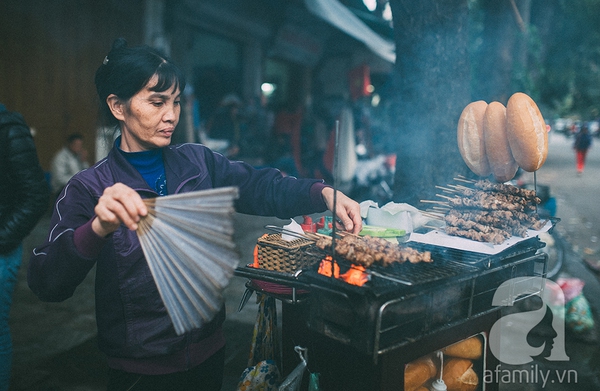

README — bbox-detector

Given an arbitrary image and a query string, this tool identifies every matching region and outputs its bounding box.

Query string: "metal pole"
[331,120,340,277]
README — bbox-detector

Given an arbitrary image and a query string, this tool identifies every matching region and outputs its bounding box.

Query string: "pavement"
[8,131,600,391]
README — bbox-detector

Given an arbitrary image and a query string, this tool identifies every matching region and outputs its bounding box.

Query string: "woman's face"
[114,75,181,152]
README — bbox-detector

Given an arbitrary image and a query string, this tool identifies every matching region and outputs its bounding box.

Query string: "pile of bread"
[457,92,548,182]
[405,335,482,391]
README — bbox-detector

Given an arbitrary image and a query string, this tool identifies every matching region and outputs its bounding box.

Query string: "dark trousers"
[106,348,225,391]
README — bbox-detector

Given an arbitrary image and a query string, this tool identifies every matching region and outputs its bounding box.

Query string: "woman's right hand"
[92,183,148,237]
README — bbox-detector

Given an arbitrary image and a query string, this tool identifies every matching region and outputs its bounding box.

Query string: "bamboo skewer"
[420,200,450,206]
[454,176,476,184]
[436,194,454,201]
[435,185,458,194]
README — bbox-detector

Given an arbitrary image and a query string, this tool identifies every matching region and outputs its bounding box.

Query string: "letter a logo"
[488,277,569,365]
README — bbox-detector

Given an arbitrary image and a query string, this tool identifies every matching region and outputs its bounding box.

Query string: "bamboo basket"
[256,233,319,274]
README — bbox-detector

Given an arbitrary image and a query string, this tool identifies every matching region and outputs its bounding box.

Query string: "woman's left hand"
[321,187,363,234]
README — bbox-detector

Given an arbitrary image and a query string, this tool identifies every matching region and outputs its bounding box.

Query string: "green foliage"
[531,0,600,118]
[465,0,600,118]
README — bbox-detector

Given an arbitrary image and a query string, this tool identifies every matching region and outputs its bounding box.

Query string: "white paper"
[363,202,430,233]
[282,219,304,241]
[407,220,553,255]
[359,200,378,219]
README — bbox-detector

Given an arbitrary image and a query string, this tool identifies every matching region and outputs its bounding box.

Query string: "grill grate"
[302,247,480,297]
[301,237,544,297]
[363,258,479,288]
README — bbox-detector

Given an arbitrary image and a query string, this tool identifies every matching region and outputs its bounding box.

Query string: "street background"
[8,130,600,390]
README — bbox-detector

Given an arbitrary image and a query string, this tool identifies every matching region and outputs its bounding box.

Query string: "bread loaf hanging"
[483,101,519,182]
[457,101,491,177]
[506,92,548,172]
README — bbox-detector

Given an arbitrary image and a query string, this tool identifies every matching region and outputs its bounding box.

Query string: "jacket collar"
[107,141,205,197]
[107,142,156,197]
[162,145,206,194]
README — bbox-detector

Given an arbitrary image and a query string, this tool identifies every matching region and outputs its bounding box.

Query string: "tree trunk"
[387,0,471,206]
[474,0,532,104]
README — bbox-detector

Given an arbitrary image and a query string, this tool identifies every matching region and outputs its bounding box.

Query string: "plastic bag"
[278,347,308,391]
[557,277,595,333]
[308,373,321,391]
[237,360,281,391]
[565,294,594,333]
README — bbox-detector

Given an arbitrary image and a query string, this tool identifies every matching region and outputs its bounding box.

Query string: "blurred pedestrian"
[28,38,361,391]
[573,124,592,175]
[0,103,49,390]
[50,133,90,196]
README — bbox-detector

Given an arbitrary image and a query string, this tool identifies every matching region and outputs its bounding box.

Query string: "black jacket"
[0,107,49,254]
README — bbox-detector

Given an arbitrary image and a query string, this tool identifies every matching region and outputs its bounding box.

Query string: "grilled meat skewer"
[315,235,432,267]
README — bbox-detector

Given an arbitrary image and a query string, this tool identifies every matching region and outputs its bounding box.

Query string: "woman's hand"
[92,183,148,237]
[321,187,363,234]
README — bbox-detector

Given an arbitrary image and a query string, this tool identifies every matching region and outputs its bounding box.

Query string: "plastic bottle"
[301,216,316,232]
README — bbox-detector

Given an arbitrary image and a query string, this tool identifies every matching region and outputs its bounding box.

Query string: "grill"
[235,234,548,391]
[300,237,546,356]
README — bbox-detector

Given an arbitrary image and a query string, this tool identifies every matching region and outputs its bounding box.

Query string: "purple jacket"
[28,142,328,361]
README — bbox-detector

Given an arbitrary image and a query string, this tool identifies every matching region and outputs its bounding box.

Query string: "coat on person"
[0,104,49,254]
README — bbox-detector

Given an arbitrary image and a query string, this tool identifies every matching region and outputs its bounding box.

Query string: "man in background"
[50,133,90,197]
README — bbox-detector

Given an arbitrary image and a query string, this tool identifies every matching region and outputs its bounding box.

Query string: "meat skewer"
[439,194,537,213]
[438,185,541,205]
[454,177,538,199]
[315,234,432,267]
[445,226,509,244]
[422,179,548,244]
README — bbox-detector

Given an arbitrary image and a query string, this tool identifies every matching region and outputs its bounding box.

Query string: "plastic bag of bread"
[442,358,478,391]
[441,336,483,360]
[404,356,437,391]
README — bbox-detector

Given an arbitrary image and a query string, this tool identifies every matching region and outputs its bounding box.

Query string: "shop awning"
[304,0,396,63]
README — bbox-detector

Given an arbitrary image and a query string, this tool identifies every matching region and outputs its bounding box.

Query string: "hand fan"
[136,186,240,335]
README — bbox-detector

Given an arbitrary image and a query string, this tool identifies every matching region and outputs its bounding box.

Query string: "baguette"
[442,336,483,360]
[404,356,437,391]
[457,101,491,177]
[483,102,519,182]
[442,358,479,391]
[506,92,548,172]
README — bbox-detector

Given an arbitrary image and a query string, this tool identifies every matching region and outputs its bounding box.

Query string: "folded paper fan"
[136,187,240,335]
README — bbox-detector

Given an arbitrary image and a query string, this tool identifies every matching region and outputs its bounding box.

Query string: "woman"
[28,38,361,390]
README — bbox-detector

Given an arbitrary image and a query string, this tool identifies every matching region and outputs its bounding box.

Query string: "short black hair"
[94,38,186,128]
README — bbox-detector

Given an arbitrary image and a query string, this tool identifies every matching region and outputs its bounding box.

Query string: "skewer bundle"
[422,178,547,244]
[136,187,240,335]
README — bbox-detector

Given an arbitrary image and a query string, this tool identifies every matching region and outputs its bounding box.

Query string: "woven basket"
[257,233,318,273]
